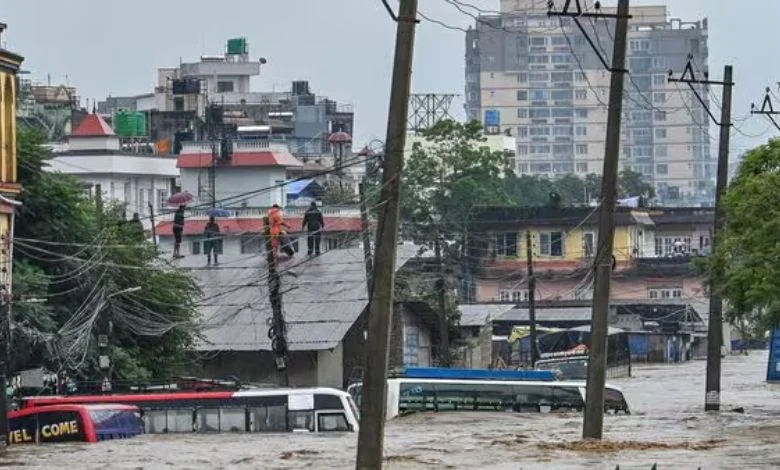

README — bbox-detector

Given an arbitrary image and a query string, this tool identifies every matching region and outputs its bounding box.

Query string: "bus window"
[314,393,344,410]
[9,414,37,444]
[144,410,167,433]
[196,408,220,432]
[249,404,287,432]
[36,411,84,443]
[552,386,584,410]
[167,409,194,433]
[399,382,435,412]
[219,408,246,433]
[316,412,350,432]
[287,411,314,432]
[513,385,556,411]
[431,383,476,411]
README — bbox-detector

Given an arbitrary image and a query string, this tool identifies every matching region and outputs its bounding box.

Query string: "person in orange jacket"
[268,204,294,257]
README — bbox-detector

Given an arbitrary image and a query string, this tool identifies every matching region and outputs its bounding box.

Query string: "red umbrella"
[167,191,194,206]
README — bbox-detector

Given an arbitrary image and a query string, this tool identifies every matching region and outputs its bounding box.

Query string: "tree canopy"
[707,138,780,329]
[12,128,201,380]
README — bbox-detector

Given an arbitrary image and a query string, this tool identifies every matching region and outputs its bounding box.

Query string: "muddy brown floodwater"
[8,351,780,469]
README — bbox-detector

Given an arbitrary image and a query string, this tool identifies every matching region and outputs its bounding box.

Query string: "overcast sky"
[3,0,779,158]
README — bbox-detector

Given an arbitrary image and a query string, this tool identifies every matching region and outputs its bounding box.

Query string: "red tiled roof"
[156,216,363,236]
[71,114,115,137]
[177,152,303,169]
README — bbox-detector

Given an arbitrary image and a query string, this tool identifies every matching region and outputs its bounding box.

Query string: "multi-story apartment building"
[466,0,713,205]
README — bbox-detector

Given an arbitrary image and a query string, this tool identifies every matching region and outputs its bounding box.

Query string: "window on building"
[629,39,650,51]
[529,72,548,81]
[653,92,666,103]
[576,144,588,155]
[530,145,550,155]
[517,145,529,155]
[575,89,588,100]
[494,232,518,257]
[499,290,529,303]
[529,108,550,119]
[530,36,546,46]
[240,235,263,254]
[575,108,588,119]
[553,108,573,118]
[574,71,586,81]
[655,128,667,139]
[530,163,552,172]
[157,189,168,211]
[539,231,564,257]
[582,232,595,257]
[174,97,184,112]
[575,125,587,136]
[517,108,528,119]
[656,145,668,157]
[551,90,573,100]
[576,162,588,173]
[654,110,667,121]
[517,127,529,137]
[653,74,666,86]
[123,182,131,206]
[531,90,550,100]
[217,81,234,93]
[656,164,668,175]
[517,90,528,101]
[529,55,550,64]
[530,127,550,136]
[518,73,528,83]
[647,288,683,299]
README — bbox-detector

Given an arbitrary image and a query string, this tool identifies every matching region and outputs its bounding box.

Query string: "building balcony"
[180,140,291,154]
[157,204,361,219]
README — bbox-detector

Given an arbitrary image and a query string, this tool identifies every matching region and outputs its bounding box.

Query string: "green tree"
[12,128,201,380]
[322,181,356,204]
[618,168,655,198]
[706,139,780,329]
[403,119,512,253]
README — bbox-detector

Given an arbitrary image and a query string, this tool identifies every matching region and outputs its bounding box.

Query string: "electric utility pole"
[263,217,289,386]
[526,231,539,366]
[355,0,418,468]
[549,0,631,440]
[670,60,733,412]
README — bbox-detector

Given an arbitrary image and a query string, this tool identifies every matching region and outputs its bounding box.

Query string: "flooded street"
[10,352,780,469]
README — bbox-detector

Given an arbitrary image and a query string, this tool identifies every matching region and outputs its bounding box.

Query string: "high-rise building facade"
[466,0,713,205]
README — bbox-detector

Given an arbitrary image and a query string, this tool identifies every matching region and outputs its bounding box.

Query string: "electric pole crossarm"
[750,90,780,132]
[547,5,631,74]
[668,59,734,128]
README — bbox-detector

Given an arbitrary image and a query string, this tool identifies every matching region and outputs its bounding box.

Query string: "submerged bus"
[23,387,359,434]
[9,404,144,444]
[347,368,630,419]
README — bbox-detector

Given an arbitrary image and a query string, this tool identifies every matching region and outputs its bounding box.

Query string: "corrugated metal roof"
[498,306,593,323]
[457,304,513,327]
[177,245,419,352]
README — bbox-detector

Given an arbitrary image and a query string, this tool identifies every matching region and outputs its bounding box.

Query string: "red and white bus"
[9,404,144,444]
[23,387,359,434]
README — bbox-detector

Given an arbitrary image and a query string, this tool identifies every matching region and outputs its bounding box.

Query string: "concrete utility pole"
[0,288,9,445]
[358,180,374,298]
[669,62,733,412]
[355,0,418,468]
[549,0,631,440]
[435,237,451,367]
[526,231,539,366]
[263,216,289,386]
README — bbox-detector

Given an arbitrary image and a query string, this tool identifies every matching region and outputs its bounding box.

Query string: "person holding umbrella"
[173,205,185,258]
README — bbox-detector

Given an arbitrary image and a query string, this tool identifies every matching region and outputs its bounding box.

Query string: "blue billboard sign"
[484,109,500,127]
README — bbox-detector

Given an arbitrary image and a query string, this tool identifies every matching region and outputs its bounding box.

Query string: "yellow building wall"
[0,70,17,185]
[513,226,635,261]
